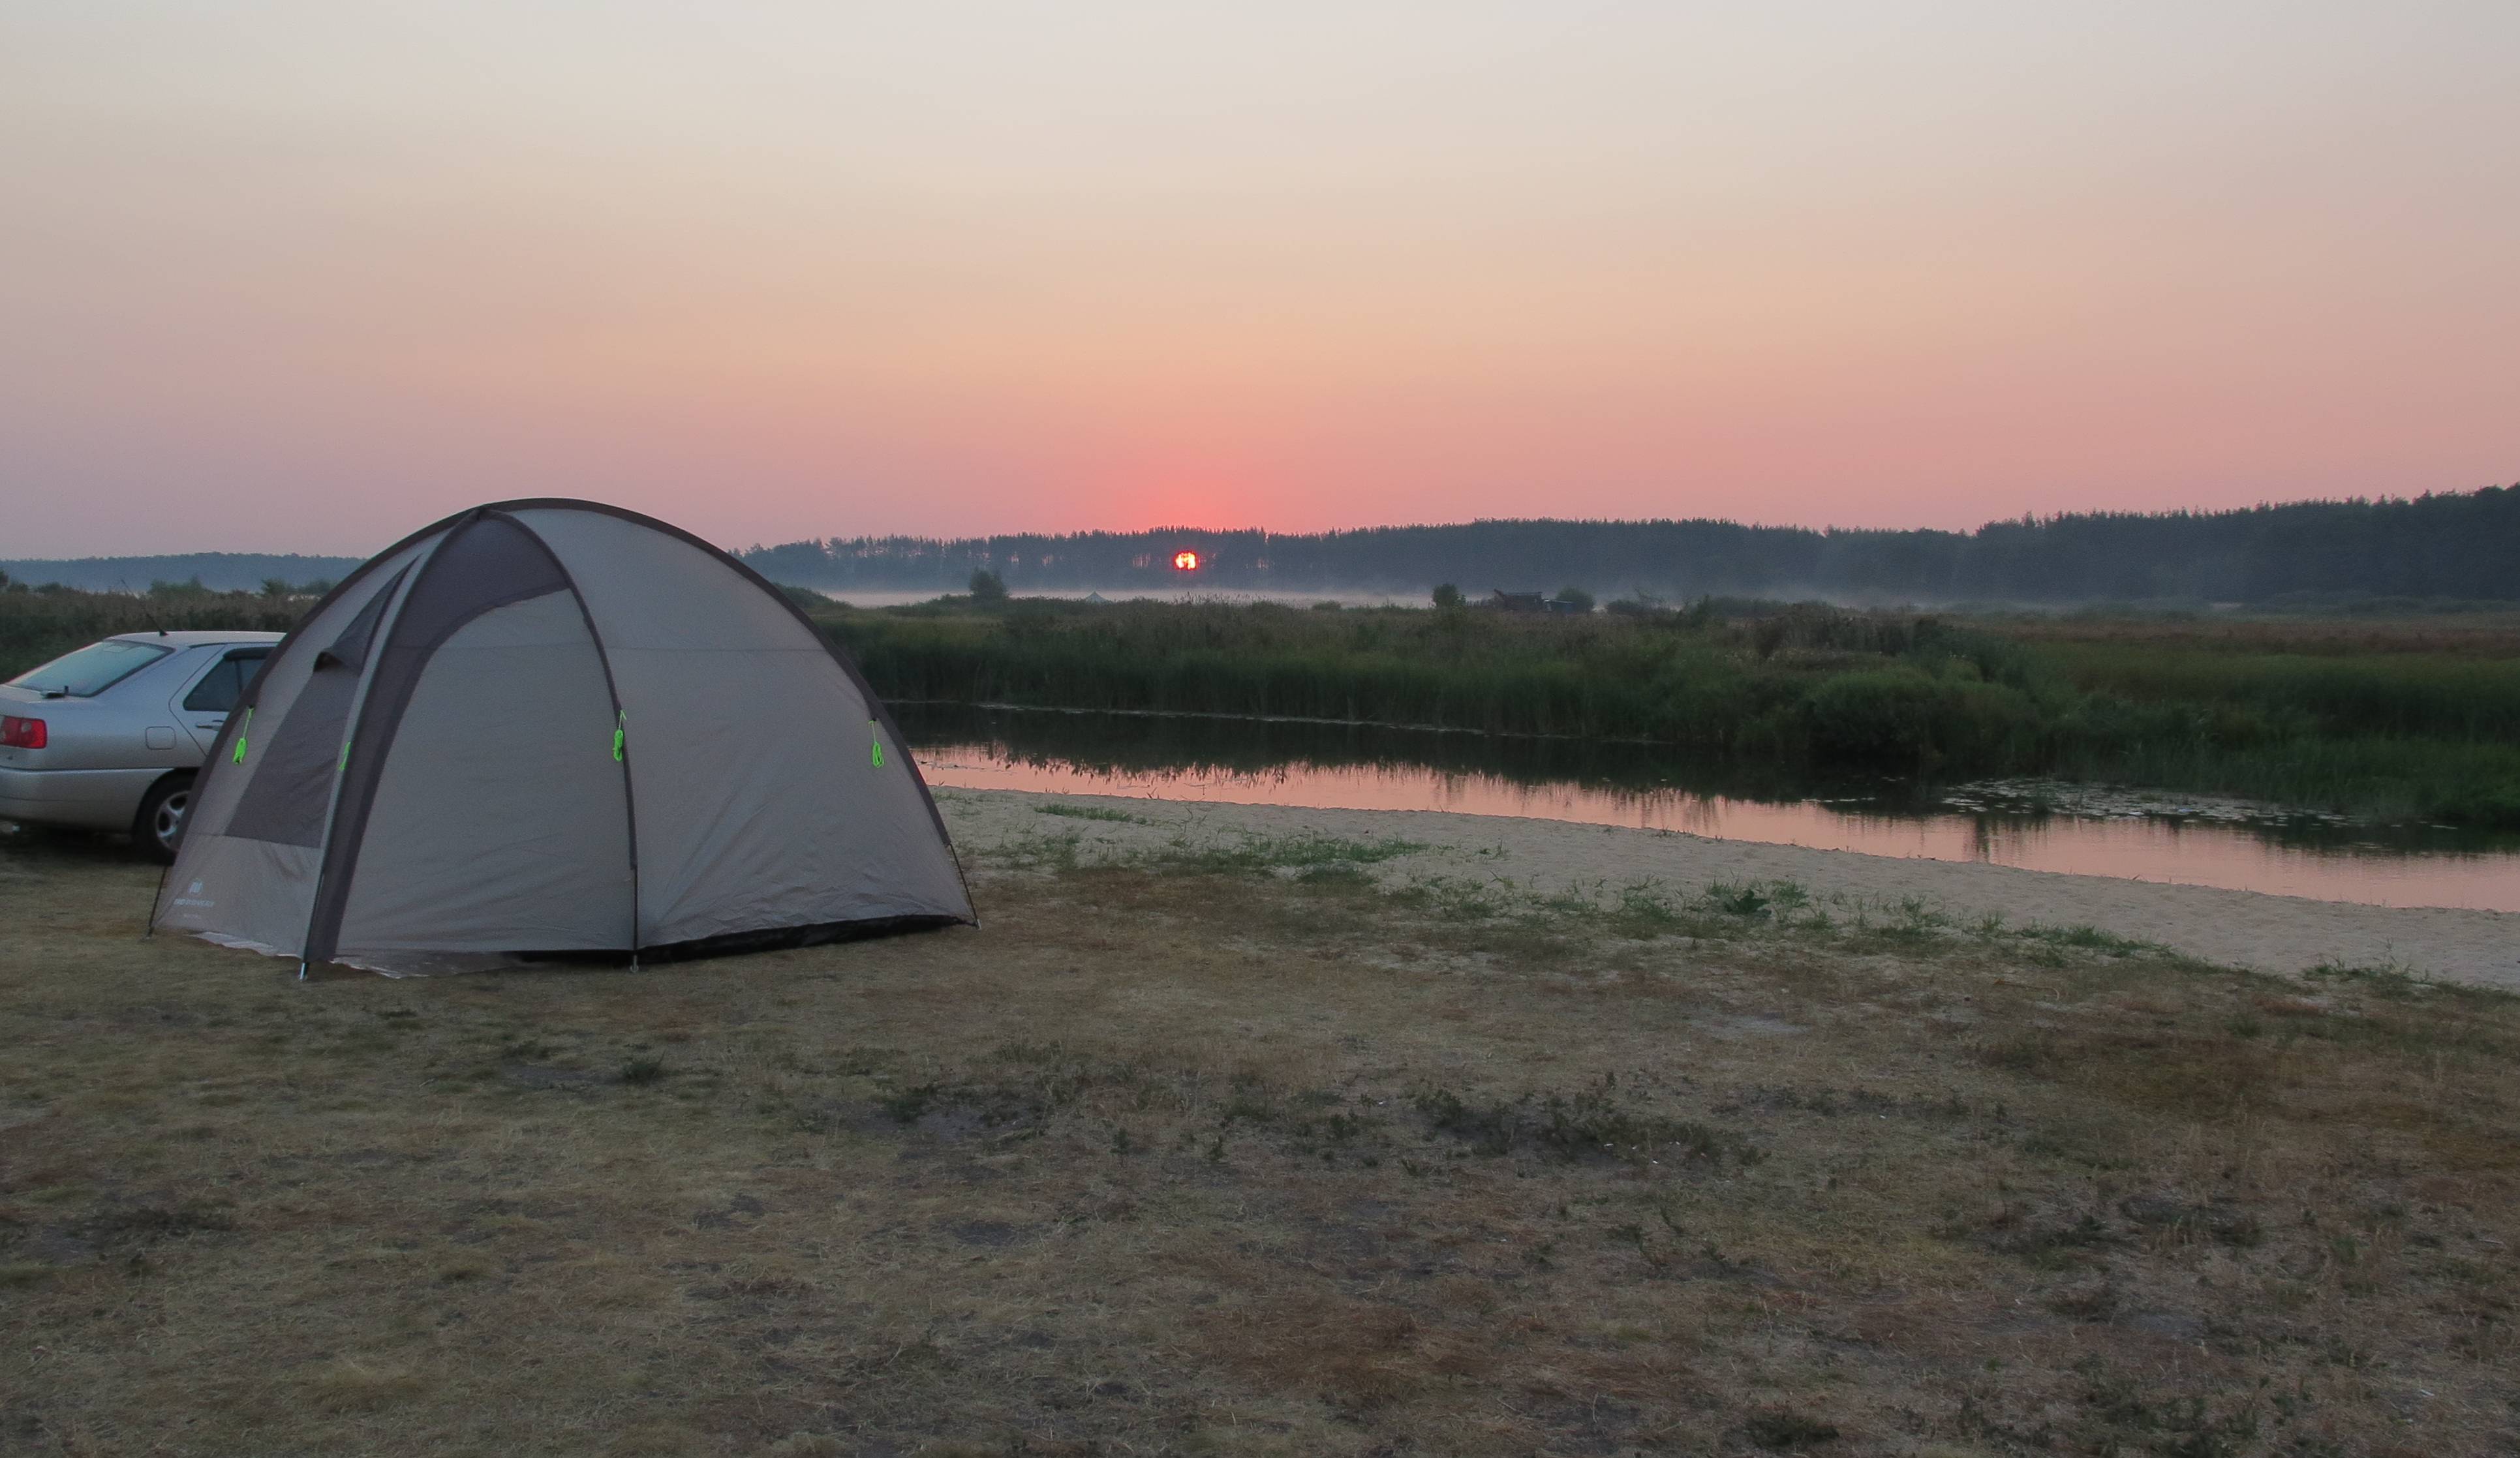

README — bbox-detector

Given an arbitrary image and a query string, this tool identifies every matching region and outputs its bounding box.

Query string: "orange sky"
[4,3,2514,555]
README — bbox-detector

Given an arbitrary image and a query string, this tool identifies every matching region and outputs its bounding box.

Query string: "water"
[896,704,2520,913]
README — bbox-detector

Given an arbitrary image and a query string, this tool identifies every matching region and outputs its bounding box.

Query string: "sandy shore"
[936,787,2520,992]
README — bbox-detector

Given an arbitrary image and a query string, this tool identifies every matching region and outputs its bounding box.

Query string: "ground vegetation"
[5,811,2515,1454]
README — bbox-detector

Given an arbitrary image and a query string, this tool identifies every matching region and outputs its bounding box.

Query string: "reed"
[822,599,2520,827]
[5,584,2510,828]
[2033,641,2520,739]
[0,583,308,679]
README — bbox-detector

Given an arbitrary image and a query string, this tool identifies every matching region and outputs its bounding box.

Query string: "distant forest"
[10,485,2512,605]
[0,552,360,594]
[744,486,2520,605]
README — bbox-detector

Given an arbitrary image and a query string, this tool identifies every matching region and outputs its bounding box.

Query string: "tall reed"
[7,584,2509,828]
[0,585,309,680]
[823,599,2520,827]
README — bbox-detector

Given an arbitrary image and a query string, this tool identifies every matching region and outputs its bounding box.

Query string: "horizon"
[0,486,2500,564]
[7,4,2517,556]
[1,484,2508,566]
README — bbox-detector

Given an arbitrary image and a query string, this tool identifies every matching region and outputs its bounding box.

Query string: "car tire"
[135,772,195,864]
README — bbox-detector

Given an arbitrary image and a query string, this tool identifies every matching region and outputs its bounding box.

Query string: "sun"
[1173,551,1200,571]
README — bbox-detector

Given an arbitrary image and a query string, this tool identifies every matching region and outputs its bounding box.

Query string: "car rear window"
[6,639,174,697]
[182,648,272,713]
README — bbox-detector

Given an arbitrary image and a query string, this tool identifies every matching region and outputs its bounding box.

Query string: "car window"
[5,639,174,697]
[181,648,272,714]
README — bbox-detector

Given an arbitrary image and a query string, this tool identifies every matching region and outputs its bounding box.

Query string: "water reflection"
[895,704,2520,913]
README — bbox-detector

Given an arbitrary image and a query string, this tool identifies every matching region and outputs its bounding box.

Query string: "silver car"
[1,630,283,860]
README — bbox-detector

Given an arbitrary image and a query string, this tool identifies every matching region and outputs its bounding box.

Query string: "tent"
[153,500,973,975]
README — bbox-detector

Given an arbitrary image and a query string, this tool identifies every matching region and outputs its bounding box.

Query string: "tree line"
[742,486,2519,605]
[9,486,2509,605]
[0,553,362,594]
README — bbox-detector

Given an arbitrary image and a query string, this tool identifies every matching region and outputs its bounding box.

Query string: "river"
[895,703,2520,913]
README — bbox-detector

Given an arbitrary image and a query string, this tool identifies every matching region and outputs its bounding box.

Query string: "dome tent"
[153,500,973,975]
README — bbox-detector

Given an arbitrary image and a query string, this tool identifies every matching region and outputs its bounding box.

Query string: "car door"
[174,646,273,755]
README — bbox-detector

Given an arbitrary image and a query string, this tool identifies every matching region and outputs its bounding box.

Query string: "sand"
[935,787,2520,992]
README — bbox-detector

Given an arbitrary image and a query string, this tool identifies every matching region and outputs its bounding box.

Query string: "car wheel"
[136,774,195,864]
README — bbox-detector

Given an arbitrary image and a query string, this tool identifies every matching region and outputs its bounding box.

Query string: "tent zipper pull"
[613,710,626,763]
[870,719,884,768]
[231,707,253,765]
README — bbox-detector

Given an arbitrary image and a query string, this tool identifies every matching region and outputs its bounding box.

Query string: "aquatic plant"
[820,599,2520,827]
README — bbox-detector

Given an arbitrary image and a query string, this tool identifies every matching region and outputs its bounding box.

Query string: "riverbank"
[936,787,2520,990]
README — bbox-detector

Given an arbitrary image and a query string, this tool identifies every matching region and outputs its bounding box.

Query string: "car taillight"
[1,716,46,749]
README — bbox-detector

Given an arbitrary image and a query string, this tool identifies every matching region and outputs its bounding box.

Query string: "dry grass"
[4,828,2519,1456]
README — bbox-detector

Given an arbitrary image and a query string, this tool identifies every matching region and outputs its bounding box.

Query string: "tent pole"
[511,517,643,982]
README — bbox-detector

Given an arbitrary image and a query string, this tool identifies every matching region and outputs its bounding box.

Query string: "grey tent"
[153,500,973,975]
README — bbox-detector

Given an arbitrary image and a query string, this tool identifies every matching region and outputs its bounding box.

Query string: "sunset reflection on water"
[914,745,2520,913]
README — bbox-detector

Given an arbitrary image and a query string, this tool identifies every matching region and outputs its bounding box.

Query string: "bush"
[1797,668,2041,770]
[1,585,307,681]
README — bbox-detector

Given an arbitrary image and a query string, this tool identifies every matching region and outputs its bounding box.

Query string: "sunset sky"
[5,2,2514,556]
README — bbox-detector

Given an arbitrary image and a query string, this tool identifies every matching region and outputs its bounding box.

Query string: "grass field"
[6,821,2517,1455]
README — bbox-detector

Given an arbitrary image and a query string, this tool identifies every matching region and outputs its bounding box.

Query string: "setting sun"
[1173,551,1200,571]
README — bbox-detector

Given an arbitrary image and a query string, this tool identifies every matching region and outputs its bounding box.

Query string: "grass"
[1030,801,1142,824]
[816,597,2520,828]
[7,817,2520,1454]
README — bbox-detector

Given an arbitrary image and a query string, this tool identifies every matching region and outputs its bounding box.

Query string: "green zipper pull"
[613,710,627,763]
[870,719,884,768]
[231,708,253,765]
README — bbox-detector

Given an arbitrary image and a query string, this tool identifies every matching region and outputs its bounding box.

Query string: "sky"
[4,2,2515,557]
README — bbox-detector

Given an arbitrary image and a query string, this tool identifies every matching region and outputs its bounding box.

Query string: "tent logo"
[189,881,203,894]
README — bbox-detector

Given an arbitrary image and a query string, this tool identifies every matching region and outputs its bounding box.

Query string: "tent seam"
[294,532,452,965]
[305,516,579,965]
[152,511,464,937]
[489,509,645,962]
[495,497,979,928]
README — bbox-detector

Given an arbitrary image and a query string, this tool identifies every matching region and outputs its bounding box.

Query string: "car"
[1,630,284,861]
